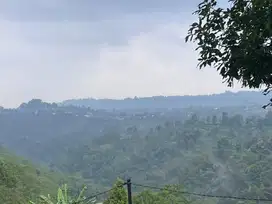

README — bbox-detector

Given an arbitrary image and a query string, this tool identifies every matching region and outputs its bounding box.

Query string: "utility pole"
[127,178,132,204]
[256,196,260,204]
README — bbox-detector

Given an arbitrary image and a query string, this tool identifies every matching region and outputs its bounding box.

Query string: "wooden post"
[127,178,132,204]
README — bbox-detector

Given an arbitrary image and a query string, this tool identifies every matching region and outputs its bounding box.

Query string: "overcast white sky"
[0,0,246,108]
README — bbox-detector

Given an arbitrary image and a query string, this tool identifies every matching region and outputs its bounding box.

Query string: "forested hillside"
[0,147,72,204]
[61,91,268,109]
[1,92,272,203]
[0,0,270,201]
[47,110,272,201]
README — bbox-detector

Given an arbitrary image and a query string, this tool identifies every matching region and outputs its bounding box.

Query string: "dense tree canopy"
[1,99,272,203]
[186,0,272,101]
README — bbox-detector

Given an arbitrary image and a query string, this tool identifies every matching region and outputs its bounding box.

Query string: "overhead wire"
[132,183,272,202]
[74,182,127,203]
[73,180,272,202]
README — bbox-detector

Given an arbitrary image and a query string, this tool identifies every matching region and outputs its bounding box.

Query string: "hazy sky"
[0,0,245,107]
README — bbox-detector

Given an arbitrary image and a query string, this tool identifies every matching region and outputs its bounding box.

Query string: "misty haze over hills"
[1,89,272,203]
[61,91,268,110]
[0,91,266,110]
[3,0,272,203]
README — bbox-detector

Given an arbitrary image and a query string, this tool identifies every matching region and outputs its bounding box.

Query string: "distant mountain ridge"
[61,91,269,110]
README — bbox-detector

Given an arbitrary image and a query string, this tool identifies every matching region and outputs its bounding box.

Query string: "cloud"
[0,1,244,108]
[82,23,244,99]
[0,0,199,21]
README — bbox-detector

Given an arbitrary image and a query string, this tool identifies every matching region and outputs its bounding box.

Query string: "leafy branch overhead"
[186,0,272,94]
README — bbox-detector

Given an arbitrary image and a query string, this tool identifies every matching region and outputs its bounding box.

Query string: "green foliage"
[133,185,197,204]
[0,148,78,204]
[103,179,127,204]
[30,184,95,204]
[3,99,272,204]
[186,0,272,97]
[35,182,192,204]
[48,110,272,203]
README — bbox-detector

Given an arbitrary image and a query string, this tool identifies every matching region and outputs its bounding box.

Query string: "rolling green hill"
[2,96,272,204]
[0,147,86,204]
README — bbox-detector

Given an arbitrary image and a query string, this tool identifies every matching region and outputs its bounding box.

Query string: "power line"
[132,183,272,202]
[73,180,272,203]
[75,182,127,203]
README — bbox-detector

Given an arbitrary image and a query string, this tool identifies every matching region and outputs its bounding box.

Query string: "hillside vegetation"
[1,92,272,203]
[0,147,67,203]
[0,147,97,204]
[61,91,268,109]
[51,111,272,200]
